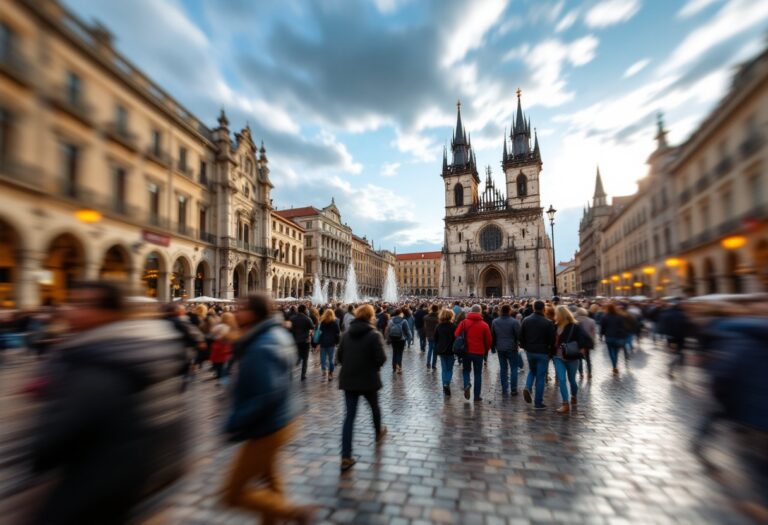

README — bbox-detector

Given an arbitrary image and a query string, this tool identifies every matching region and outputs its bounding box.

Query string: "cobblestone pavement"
[1,337,765,524]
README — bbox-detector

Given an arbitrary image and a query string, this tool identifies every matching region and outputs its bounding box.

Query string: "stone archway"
[195,261,212,298]
[43,233,86,305]
[171,256,192,299]
[479,266,503,298]
[233,263,247,298]
[100,245,131,281]
[703,258,717,295]
[0,218,20,308]
[142,251,167,300]
[725,251,743,294]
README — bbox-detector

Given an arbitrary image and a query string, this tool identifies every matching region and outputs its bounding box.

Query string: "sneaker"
[397,365,403,374]
[340,457,357,472]
[464,385,471,400]
[523,388,532,404]
[557,402,570,414]
[534,404,547,410]
[376,426,388,443]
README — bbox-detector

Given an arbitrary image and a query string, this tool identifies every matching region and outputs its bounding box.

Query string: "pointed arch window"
[516,173,528,197]
[454,183,464,206]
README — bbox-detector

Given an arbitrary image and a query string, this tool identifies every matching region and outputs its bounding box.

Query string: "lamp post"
[546,205,558,297]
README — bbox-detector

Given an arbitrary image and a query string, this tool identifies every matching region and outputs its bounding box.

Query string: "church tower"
[502,89,542,209]
[442,100,479,218]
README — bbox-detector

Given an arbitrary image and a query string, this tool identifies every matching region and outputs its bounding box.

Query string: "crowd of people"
[1,284,766,524]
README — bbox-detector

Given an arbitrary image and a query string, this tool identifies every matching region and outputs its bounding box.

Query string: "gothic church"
[439,92,554,297]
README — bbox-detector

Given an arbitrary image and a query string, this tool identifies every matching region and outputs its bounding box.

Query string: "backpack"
[389,320,404,341]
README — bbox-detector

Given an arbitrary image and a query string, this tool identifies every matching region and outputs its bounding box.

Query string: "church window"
[458,276,462,283]
[521,228,526,239]
[454,183,464,206]
[526,273,529,280]
[516,173,527,197]
[458,232,462,243]
[479,225,503,252]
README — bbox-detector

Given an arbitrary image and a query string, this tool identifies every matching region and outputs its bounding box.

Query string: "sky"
[64,0,768,260]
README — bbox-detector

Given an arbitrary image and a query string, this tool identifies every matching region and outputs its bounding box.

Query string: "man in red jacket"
[455,305,492,402]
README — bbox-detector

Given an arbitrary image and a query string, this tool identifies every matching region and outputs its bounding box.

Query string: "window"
[516,173,527,197]
[115,104,127,132]
[453,183,464,206]
[177,196,187,231]
[479,225,503,251]
[66,71,81,106]
[749,174,763,210]
[113,167,126,213]
[722,188,733,221]
[458,232,462,243]
[178,146,188,172]
[0,22,14,61]
[700,199,710,232]
[60,142,78,197]
[0,108,12,162]
[151,130,162,156]
[199,206,207,235]
[148,183,160,223]
[306,235,312,248]
[305,221,312,228]
[199,160,208,185]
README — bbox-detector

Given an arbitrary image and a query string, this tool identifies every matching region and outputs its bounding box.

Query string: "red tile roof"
[273,212,305,231]
[396,251,443,261]
[274,207,320,220]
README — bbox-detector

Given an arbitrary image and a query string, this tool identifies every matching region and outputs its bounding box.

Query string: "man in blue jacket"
[223,294,318,525]
[492,304,521,396]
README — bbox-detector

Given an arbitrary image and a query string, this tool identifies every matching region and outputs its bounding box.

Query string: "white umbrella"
[186,296,219,303]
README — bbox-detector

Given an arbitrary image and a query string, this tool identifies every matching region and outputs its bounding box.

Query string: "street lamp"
[546,205,557,297]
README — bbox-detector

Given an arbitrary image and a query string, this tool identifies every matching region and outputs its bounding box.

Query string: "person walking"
[575,307,596,379]
[27,281,189,525]
[386,308,411,374]
[455,305,492,402]
[658,301,693,379]
[342,305,355,333]
[337,305,388,472]
[553,306,592,414]
[288,304,315,381]
[414,303,428,352]
[600,303,627,376]
[317,308,341,381]
[403,308,416,349]
[209,312,238,386]
[520,300,556,410]
[423,304,440,369]
[433,308,456,396]
[491,304,521,396]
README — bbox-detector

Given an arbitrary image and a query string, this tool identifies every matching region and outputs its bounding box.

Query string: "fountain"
[382,265,399,302]
[311,274,326,305]
[322,280,330,303]
[342,261,360,304]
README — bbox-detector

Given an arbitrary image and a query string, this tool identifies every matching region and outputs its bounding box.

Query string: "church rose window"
[480,225,503,252]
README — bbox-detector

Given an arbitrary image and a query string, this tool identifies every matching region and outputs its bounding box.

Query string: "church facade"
[439,93,554,298]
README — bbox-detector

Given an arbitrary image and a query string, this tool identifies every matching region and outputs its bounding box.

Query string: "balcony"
[717,217,742,235]
[198,231,216,244]
[0,159,42,189]
[147,214,170,229]
[695,173,710,193]
[0,47,33,88]
[144,147,172,169]
[48,91,94,127]
[176,161,194,178]
[174,223,196,238]
[678,188,692,206]
[715,156,733,177]
[103,124,139,153]
[740,134,764,160]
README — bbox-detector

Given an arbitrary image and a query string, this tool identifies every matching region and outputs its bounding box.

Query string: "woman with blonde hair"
[316,308,341,381]
[210,311,238,386]
[433,308,457,396]
[553,305,592,414]
[337,304,387,471]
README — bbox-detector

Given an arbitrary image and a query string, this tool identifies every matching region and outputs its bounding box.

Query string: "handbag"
[560,325,581,360]
[453,323,468,357]
[312,325,322,345]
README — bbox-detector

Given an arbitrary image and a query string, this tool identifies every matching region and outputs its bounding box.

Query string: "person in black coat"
[316,309,341,381]
[288,304,315,381]
[433,308,456,396]
[337,305,387,472]
[600,303,628,375]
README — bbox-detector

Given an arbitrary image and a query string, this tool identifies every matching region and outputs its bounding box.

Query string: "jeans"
[341,390,381,459]
[212,362,226,380]
[578,350,592,376]
[439,354,454,385]
[391,340,405,370]
[498,350,518,393]
[426,338,437,368]
[418,328,426,352]
[525,353,548,406]
[320,346,335,372]
[554,357,579,402]
[462,354,484,399]
[625,334,634,353]
[606,338,623,369]
[516,351,525,370]
[295,342,310,379]
[222,422,298,525]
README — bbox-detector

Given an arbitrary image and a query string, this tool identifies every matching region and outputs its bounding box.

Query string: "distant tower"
[593,166,607,208]
[502,89,542,209]
[442,100,479,217]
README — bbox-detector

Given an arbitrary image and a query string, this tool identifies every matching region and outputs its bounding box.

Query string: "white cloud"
[584,0,641,28]
[392,129,440,162]
[442,0,508,66]
[660,0,768,76]
[623,58,650,78]
[677,0,721,19]
[316,130,363,174]
[556,9,580,32]
[381,162,401,177]
[372,0,407,14]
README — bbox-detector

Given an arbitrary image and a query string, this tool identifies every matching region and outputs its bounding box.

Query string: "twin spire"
[503,89,540,163]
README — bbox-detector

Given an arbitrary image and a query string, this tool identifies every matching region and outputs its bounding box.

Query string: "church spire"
[511,88,531,156]
[593,166,607,207]
[655,111,669,149]
[502,129,508,161]
[533,128,540,156]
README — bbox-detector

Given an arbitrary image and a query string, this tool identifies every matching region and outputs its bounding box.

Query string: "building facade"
[270,213,304,298]
[439,95,553,298]
[0,0,275,308]
[276,200,352,300]
[352,235,388,298]
[396,251,442,296]
[556,260,578,296]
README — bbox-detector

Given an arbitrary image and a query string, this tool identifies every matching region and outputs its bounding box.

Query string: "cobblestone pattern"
[0,338,761,524]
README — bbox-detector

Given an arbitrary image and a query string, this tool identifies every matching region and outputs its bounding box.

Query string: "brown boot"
[571,396,577,406]
[556,402,570,414]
